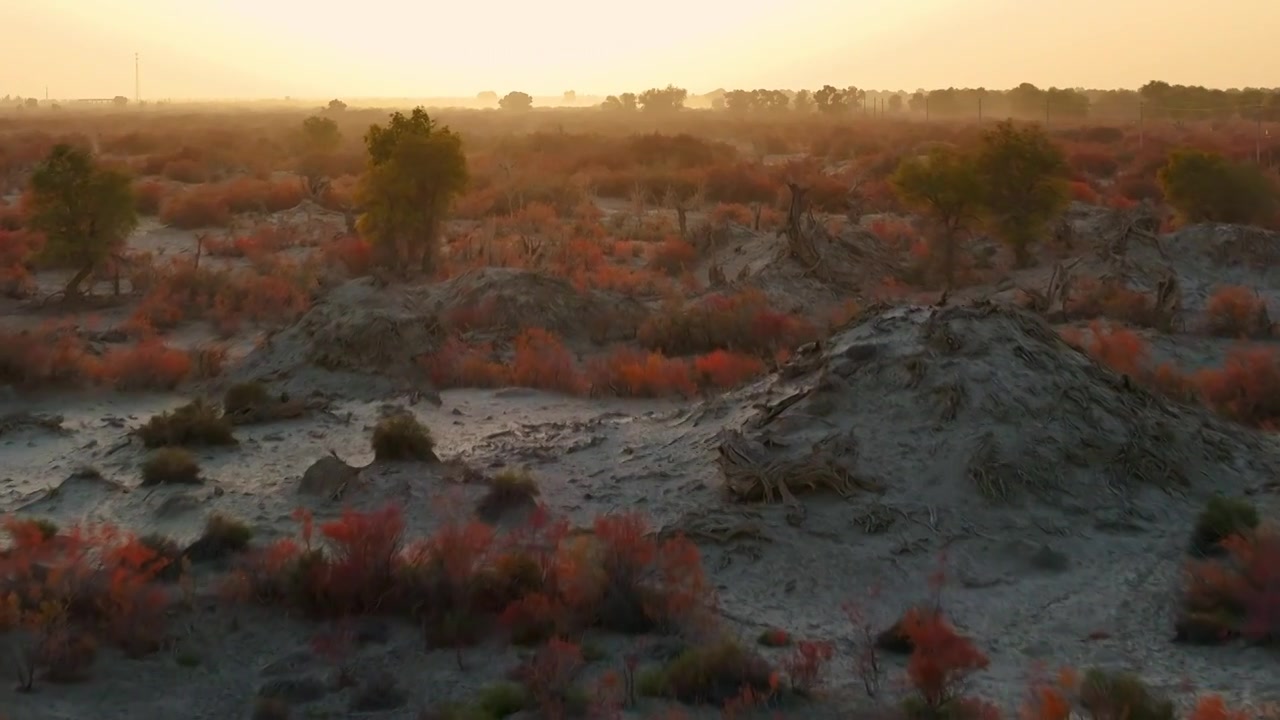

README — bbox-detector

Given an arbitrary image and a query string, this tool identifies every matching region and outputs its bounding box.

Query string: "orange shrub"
[638,290,818,359]
[96,339,193,391]
[1188,695,1251,720]
[1195,348,1280,428]
[512,328,588,395]
[1066,146,1119,179]
[161,158,209,184]
[419,337,508,389]
[132,179,167,215]
[647,237,698,276]
[321,235,373,277]
[1065,321,1151,377]
[160,189,231,229]
[586,348,697,398]
[221,177,305,214]
[708,203,754,228]
[1183,529,1280,643]
[1204,286,1271,339]
[1068,180,1099,204]
[0,323,92,387]
[1067,278,1166,328]
[693,350,766,389]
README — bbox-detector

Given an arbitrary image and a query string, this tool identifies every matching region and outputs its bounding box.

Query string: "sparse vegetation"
[140,447,202,485]
[137,399,236,448]
[370,413,438,462]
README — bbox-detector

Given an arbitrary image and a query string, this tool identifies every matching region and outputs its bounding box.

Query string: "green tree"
[27,144,138,297]
[974,120,1070,266]
[499,91,533,111]
[1158,149,1278,226]
[892,147,985,288]
[300,115,341,154]
[356,107,468,274]
[637,85,688,113]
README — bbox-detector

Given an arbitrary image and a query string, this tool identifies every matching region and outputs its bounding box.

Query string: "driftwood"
[716,428,881,504]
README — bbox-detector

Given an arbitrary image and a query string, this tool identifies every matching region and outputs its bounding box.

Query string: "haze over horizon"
[1,0,1276,101]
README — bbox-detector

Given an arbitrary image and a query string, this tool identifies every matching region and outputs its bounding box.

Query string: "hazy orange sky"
[1,0,1276,100]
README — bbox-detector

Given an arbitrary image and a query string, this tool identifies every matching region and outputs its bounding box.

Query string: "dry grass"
[140,447,202,486]
[136,399,236,448]
[371,413,438,462]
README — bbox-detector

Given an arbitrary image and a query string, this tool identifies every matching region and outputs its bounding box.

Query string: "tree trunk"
[940,229,956,290]
[676,206,687,238]
[64,263,95,298]
[753,204,763,231]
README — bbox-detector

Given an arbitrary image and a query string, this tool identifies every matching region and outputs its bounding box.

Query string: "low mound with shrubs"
[371,413,438,462]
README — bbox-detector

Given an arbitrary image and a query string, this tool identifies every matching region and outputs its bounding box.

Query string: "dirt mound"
[229,269,647,390]
[426,267,647,343]
[703,222,905,310]
[716,301,1276,525]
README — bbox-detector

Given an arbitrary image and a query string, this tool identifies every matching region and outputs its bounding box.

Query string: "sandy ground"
[4,205,1280,719]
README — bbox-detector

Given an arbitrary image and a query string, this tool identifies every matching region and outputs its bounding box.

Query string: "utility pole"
[978,96,983,125]
[925,96,930,122]
[1044,96,1050,126]
[135,53,140,103]
[1258,110,1264,165]
[1138,101,1145,150]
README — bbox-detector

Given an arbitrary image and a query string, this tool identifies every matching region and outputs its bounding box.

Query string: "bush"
[641,639,776,706]
[1079,668,1175,720]
[1203,286,1271,339]
[477,468,541,521]
[1159,149,1278,226]
[186,513,254,563]
[1195,348,1280,428]
[1192,496,1259,556]
[137,398,236,448]
[223,381,272,415]
[160,190,231,229]
[141,448,202,486]
[637,291,817,359]
[371,413,438,462]
[1183,527,1280,644]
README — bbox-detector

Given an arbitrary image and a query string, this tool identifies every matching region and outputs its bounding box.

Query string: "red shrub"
[693,350,766,389]
[514,637,584,718]
[708,203,754,228]
[1067,321,1151,377]
[322,235,373,276]
[96,339,193,391]
[161,158,209,184]
[781,640,835,696]
[1068,181,1099,204]
[1067,146,1120,179]
[1184,529,1280,642]
[0,324,92,387]
[648,237,698,276]
[901,608,991,712]
[160,190,231,229]
[221,177,304,214]
[512,328,587,395]
[419,337,508,389]
[1204,286,1271,338]
[132,179,167,215]
[586,348,697,398]
[1195,348,1280,429]
[313,506,406,614]
[1189,694,1251,720]
[638,291,817,359]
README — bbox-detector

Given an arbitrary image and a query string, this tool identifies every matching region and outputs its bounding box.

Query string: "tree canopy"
[973,121,1070,265]
[356,108,468,274]
[27,144,138,296]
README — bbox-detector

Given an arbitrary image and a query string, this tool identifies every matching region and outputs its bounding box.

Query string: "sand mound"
[426,267,647,343]
[704,222,905,309]
[717,301,1275,522]
[230,268,647,389]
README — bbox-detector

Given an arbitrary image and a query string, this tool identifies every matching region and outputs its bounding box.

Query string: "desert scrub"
[222,381,272,415]
[1080,668,1175,720]
[757,628,792,647]
[371,413,438,462]
[186,513,254,562]
[1191,496,1259,556]
[139,532,187,581]
[141,448,202,485]
[476,468,541,521]
[137,398,236,448]
[639,639,777,705]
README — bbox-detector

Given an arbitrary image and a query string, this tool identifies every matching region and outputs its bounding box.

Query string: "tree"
[112,96,129,107]
[562,90,576,104]
[1158,149,1277,226]
[356,108,468,274]
[27,144,138,297]
[892,147,984,288]
[601,93,637,112]
[888,94,904,113]
[792,90,813,113]
[499,91,533,112]
[814,85,846,114]
[476,91,499,106]
[24,98,37,109]
[724,89,755,113]
[973,121,1070,266]
[301,115,342,154]
[326,99,348,113]
[637,85,688,113]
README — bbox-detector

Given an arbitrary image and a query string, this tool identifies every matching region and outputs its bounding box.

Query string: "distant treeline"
[593,82,1280,121]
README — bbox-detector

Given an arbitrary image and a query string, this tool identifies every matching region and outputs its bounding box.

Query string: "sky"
[1,0,1276,101]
